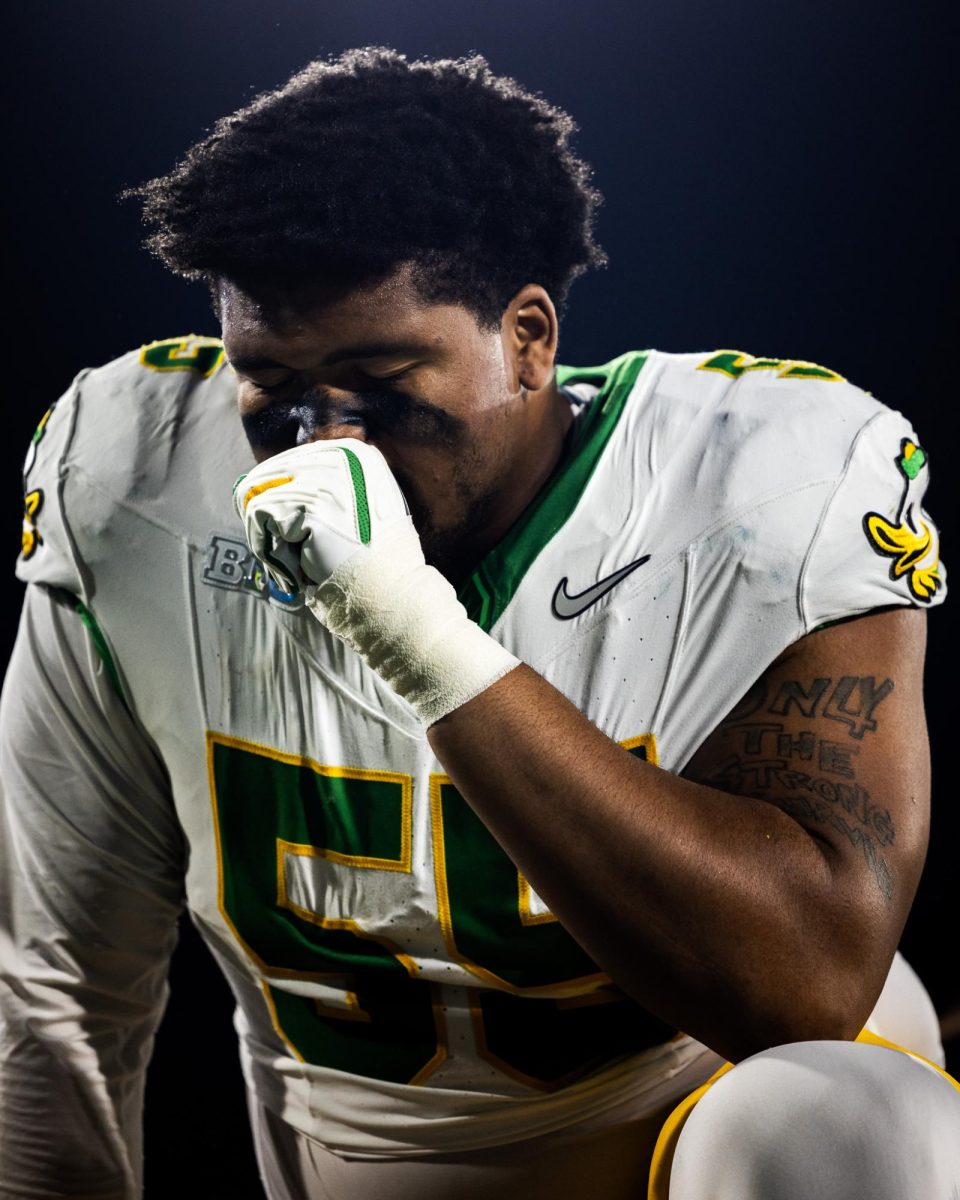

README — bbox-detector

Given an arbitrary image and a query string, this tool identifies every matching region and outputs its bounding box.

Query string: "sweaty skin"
[220,267,930,1063]
[221,265,572,583]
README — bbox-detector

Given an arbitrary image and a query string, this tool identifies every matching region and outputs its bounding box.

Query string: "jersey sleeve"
[800,406,945,631]
[0,584,185,1199]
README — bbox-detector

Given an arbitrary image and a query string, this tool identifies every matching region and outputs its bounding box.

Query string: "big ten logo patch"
[202,534,268,597]
[201,533,302,607]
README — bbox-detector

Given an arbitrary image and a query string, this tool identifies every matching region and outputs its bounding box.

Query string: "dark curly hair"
[128,46,607,329]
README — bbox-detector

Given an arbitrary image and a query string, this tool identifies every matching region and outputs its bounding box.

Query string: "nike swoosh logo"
[551,555,652,620]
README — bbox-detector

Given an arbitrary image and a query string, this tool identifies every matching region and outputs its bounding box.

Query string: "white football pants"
[247,1087,674,1200]
[248,952,959,1199]
[249,1041,960,1200]
[668,1038,960,1198]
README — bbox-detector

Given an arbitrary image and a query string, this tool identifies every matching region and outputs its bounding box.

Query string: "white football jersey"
[3,338,945,1172]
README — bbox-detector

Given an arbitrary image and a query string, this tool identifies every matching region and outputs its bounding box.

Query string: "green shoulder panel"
[458,351,649,632]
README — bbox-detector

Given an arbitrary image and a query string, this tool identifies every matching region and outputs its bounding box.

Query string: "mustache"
[241,386,465,450]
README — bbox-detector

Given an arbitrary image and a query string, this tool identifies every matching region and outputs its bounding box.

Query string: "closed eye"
[356,367,413,386]
[254,378,298,395]
[252,367,412,394]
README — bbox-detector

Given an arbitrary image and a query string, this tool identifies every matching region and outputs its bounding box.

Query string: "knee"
[668,1040,960,1199]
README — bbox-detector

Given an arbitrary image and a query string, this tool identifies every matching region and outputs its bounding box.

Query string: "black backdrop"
[3,2,956,1195]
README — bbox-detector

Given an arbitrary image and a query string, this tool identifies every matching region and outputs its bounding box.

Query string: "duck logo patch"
[21,489,44,560]
[863,440,941,602]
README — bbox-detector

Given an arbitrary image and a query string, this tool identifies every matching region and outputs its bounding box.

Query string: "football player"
[1,47,957,1200]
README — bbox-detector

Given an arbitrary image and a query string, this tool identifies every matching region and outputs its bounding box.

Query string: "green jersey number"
[209,732,673,1089]
[697,350,843,382]
[139,335,224,378]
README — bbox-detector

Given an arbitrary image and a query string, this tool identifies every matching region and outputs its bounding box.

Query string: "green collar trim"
[457,351,649,632]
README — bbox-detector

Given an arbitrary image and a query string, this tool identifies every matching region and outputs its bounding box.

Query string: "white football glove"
[234,439,410,595]
[235,440,519,725]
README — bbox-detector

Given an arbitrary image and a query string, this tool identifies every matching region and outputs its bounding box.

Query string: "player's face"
[219,265,566,580]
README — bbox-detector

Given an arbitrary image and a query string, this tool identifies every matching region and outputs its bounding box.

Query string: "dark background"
[2,1,956,1195]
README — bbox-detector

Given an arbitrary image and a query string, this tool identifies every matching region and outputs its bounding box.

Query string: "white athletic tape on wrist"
[308,519,520,726]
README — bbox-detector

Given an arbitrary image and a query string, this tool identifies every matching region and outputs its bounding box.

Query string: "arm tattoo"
[705,754,896,902]
[726,723,859,776]
[767,675,894,739]
[766,790,894,903]
[701,672,899,901]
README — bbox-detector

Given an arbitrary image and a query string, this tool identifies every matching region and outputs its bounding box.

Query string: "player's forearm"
[427,664,883,1062]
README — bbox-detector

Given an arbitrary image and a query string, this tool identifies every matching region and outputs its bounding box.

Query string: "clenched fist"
[234,439,518,725]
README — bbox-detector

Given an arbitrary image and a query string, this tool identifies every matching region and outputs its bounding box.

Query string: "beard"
[399,469,500,586]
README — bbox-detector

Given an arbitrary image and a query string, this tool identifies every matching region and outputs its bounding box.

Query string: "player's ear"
[501,285,558,393]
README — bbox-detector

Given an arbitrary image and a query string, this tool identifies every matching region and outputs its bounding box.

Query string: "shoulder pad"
[654,348,945,618]
[802,407,945,625]
[17,335,248,595]
[643,348,889,506]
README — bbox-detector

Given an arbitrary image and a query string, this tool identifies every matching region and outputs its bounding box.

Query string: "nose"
[295,380,372,446]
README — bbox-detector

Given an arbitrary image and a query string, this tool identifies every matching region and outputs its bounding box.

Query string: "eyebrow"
[229,341,431,373]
